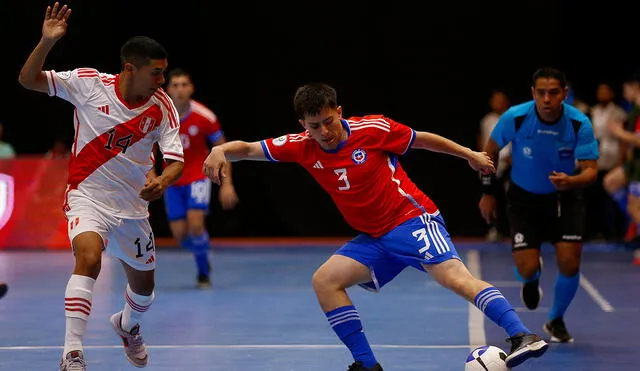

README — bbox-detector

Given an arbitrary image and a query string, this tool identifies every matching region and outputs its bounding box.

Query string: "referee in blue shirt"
[479,67,599,343]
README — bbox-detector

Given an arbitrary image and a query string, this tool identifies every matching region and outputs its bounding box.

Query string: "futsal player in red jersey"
[203,83,547,370]
[163,68,238,288]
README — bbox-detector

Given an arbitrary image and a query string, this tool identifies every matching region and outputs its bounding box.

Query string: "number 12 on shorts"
[134,232,155,258]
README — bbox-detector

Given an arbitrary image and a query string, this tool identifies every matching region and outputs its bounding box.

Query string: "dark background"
[2,0,639,239]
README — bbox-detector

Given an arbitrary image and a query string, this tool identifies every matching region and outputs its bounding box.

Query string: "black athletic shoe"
[544,317,574,343]
[0,282,7,299]
[505,332,548,368]
[197,274,212,289]
[347,361,383,371]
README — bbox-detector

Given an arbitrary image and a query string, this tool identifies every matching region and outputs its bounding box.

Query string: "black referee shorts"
[506,182,585,251]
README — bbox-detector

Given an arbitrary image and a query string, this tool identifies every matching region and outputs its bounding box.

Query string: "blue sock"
[474,287,531,338]
[188,233,211,276]
[326,305,377,368]
[549,273,580,321]
[611,188,628,215]
[513,267,540,283]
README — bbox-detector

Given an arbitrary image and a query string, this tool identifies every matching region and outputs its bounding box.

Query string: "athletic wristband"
[480,173,497,195]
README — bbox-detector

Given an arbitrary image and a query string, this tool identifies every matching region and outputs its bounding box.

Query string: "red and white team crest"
[0,174,15,231]
[351,148,368,164]
[139,116,156,134]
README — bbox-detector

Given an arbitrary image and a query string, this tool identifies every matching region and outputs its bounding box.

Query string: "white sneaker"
[59,350,87,371]
[110,311,149,367]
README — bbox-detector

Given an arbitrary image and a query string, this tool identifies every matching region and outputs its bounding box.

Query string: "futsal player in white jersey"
[19,3,184,370]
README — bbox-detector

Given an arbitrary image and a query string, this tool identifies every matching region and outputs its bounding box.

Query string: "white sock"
[63,274,95,357]
[121,284,154,332]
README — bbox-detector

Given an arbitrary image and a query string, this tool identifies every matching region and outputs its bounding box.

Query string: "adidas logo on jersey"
[98,105,110,114]
[313,161,324,169]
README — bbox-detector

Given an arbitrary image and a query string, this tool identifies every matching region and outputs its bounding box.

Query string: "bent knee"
[311,268,336,292]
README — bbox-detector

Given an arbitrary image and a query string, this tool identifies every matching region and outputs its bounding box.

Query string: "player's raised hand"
[203,147,228,185]
[467,151,496,174]
[43,2,72,42]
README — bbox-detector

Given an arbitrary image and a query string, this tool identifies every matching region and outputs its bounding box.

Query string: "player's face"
[531,77,568,122]
[300,106,345,150]
[131,59,168,98]
[166,75,194,105]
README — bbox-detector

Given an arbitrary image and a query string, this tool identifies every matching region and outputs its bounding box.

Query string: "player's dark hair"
[166,68,191,84]
[532,67,567,88]
[293,83,338,119]
[120,36,167,69]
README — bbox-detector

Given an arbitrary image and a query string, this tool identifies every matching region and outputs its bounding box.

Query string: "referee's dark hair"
[532,67,567,88]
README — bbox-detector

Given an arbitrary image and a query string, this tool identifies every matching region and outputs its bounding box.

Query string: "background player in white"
[163,68,239,289]
[18,3,184,370]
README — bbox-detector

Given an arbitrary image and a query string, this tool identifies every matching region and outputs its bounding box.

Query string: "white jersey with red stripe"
[46,68,184,219]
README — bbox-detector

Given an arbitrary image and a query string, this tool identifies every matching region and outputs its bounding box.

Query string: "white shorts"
[66,196,156,271]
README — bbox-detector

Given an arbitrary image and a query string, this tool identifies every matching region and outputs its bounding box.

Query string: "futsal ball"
[464,345,510,371]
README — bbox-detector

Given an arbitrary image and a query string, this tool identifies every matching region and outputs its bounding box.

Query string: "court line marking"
[466,250,486,348]
[0,344,473,351]
[579,273,615,312]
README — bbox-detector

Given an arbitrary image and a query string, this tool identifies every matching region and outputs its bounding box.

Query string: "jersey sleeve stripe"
[349,119,391,128]
[208,131,224,143]
[350,124,390,132]
[260,140,277,162]
[163,152,184,162]
[153,90,179,129]
[47,70,57,96]
[403,129,417,155]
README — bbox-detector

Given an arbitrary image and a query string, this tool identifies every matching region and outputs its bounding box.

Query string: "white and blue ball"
[464,345,510,371]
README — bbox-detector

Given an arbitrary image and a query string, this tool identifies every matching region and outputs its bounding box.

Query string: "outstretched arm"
[412,131,495,173]
[18,2,72,93]
[203,141,266,185]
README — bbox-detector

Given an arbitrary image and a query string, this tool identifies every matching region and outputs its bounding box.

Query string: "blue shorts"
[164,179,212,221]
[336,212,460,292]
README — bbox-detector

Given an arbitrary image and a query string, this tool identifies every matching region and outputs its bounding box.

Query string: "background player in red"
[19,3,184,370]
[203,83,548,370]
[164,68,238,288]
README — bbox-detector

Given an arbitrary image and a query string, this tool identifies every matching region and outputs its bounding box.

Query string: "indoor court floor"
[0,241,637,370]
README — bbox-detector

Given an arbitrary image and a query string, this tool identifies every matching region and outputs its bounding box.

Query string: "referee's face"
[531,78,568,122]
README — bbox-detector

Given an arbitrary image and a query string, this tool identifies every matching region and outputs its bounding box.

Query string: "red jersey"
[173,100,223,186]
[261,115,439,237]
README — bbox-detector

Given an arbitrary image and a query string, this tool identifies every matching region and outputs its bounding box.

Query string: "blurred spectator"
[0,121,16,159]
[584,82,628,241]
[45,136,70,159]
[566,82,590,114]
[621,81,636,113]
[605,72,640,264]
[478,89,511,241]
